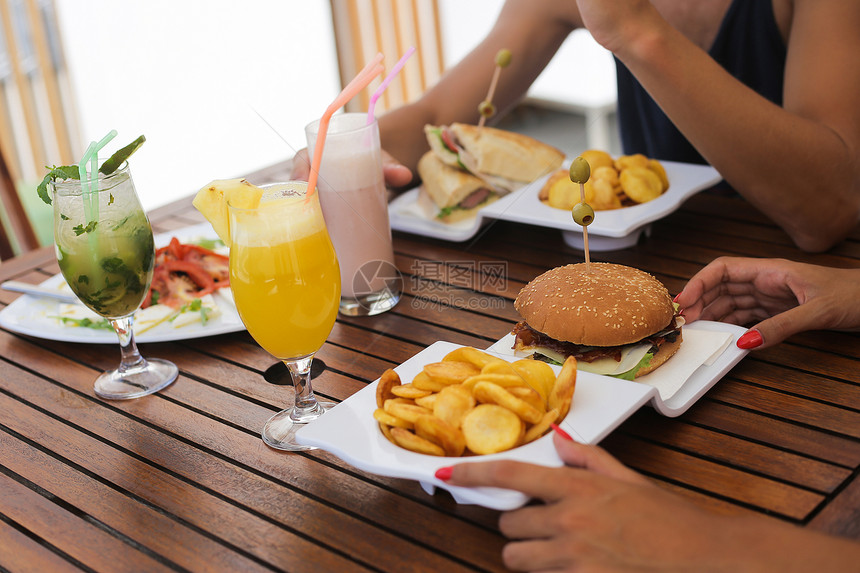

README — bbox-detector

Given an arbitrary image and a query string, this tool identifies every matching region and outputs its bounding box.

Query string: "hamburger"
[417,123,564,223]
[512,263,684,379]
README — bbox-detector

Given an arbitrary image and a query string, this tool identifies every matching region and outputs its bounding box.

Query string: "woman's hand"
[438,429,860,571]
[439,433,737,571]
[675,256,860,349]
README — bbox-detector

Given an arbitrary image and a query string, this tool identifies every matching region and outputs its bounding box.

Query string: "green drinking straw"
[79,130,117,223]
[78,130,117,254]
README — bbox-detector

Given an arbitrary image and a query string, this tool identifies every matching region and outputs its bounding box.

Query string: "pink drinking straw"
[306,53,385,200]
[366,46,416,125]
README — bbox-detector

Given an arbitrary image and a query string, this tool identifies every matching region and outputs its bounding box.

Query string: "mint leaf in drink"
[36,135,146,205]
[37,165,81,205]
[72,221,98,235]
[99,135,146,175]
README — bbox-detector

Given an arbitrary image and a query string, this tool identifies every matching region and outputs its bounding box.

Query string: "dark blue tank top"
[615,0,786,163]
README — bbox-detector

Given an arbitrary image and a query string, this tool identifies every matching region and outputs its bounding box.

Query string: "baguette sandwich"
[417,152,500,223]
[418,123,564,223]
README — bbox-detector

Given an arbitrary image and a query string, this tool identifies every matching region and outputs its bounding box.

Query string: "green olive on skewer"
[478,100,496,119]
[572,202,595,226]
[569,156,591,184]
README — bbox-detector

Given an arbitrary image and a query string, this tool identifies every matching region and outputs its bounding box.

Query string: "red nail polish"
[435,466,453,481]
[672,293,681,303]
[737,330,763,350]
[551,423,574,441]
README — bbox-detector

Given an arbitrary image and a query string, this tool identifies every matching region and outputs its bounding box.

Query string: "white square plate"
[389,160,721,250]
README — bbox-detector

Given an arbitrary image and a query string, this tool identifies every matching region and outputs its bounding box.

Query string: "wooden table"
[1,165,858,571]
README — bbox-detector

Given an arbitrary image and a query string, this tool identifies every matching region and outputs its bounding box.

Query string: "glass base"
[339,288,401,317]
[262,400,335,451]
[94,358,179,400]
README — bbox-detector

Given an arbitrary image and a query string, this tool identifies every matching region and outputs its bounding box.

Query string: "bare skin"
[440,433,860,572]
[675,256,860,349]
[294,0,860,252]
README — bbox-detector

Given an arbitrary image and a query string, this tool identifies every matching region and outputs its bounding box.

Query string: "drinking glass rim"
[225,181,325,216]
[50,161,132,196]
[305,112,377,137]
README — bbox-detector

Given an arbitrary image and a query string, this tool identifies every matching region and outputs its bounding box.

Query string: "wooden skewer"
[478,65,502,130]
[578,182,591,272]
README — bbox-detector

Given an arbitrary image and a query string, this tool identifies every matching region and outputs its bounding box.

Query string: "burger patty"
[512,317,682,364]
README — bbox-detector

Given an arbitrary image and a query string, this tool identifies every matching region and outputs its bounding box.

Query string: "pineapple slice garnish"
[192,178,263,247]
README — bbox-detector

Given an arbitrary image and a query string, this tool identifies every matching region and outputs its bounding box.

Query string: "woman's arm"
[378,0,581,177]
[579,0,860,251]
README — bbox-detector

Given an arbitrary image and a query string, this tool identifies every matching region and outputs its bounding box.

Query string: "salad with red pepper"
[143,237,229,309]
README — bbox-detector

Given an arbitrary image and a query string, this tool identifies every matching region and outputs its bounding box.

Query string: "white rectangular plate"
[389,160,721,250]
[0,223,244,344]
[295,332,745,511]
[487,320,749,417]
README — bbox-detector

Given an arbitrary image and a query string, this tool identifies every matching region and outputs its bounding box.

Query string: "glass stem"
[286,355,323,422]
[111,315,146,373]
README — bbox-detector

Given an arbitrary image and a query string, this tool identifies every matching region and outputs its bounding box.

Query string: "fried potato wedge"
[379,422,397,445]
[376,369,401,408]
[423,361,481,385]
[549,356,578,423]
[648,159,669,192]
[511,359,556,404]
[390,383,432,399]
[376,347,578,457]
[433,385,476,428]
[473,381,543,425]
[579,149,615,171]
[415,393,439,409]
[373,408,414,430]
[523,408,559,444]
[390,427,446,456]
[620,167,663,203]
[614,153,649,171]
[412,371,447,392]
[463,373,526,390]
[415,414,466,457]
[461,404,523,455]
[443,347,507,370]
[506,386,546,415]
[384,399,433,424]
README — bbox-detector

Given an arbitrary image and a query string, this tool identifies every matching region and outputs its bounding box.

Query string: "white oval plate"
[0,223,244,344]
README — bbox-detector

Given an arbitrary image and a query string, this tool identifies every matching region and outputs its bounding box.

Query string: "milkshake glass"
[305,113,401,316]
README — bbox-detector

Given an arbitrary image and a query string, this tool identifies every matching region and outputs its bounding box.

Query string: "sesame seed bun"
[514,263,675,347]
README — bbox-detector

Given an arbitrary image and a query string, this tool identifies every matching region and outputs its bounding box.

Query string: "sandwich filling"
[512,315,684,379]
[426,126,518,194]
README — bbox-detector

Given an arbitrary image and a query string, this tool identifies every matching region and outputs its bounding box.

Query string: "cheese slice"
[576,343,652,376]
[533,342,653,377]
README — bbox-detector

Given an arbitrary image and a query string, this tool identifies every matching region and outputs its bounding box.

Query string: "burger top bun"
[514,263,675,347]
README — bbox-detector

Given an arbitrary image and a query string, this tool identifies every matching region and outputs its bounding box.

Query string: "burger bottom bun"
[636,332,683,378]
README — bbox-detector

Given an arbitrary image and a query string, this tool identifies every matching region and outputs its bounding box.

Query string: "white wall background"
[56,1,341,211]
[55,1,615,211]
